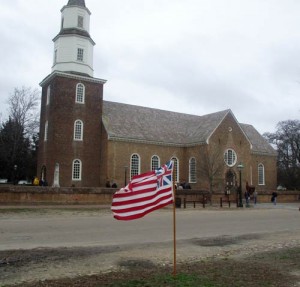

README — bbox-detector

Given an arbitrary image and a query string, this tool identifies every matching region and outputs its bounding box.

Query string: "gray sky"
[1,0,300,134]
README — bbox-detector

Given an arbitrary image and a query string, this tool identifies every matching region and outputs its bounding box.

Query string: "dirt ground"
[0,205,300,286]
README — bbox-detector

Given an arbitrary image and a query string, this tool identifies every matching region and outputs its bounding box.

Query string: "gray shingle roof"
[240,124,277,155]
[67,0,86,7]
[102,101,276,155]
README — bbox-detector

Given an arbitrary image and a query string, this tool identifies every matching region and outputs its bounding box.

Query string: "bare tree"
[200,146,225,201]
[7,87,40,136]
[264,120,300,189]
[0,87,40,181]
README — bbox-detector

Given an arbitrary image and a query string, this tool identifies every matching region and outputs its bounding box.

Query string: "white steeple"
[52,0,95,77]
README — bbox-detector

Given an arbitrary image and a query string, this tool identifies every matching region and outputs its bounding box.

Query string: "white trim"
[44,121,48,141]
[171,157,179,183]
[189,157,197,183]
[258,163,265,185]
[151,155,160,171]
[40,71,106,87]
[130,153,140,180]
[72,159,82,181]
[76,83,85,103]
[74,120,83,141]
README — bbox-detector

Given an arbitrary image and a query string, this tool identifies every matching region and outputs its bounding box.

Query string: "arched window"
[171,157,179,183]
[44,121,48,141]
[76,83,85,103]
[189,157,196,183]
[72,159,82,181]
[74,120,83,140]
[46,86,50,105]
[224,149,237,167]
[258,163,265,185]
[130,154,140,179]
[151,155,160,170]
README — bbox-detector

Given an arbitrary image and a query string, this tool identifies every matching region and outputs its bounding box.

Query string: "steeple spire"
[67,0,86,7]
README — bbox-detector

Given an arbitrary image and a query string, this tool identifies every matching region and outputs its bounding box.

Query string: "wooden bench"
[220,196,238,207]
[183,194,211,208]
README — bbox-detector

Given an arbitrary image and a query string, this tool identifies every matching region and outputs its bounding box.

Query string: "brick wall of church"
[102,112,277,191]
[38,75,104,187]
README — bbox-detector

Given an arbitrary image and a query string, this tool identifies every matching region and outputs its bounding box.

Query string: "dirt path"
[0,204,299,286]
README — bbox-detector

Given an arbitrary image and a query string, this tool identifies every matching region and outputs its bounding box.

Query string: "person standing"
[253,190,258,205]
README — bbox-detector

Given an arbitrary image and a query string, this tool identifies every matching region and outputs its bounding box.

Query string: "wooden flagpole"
[172,167,177,277]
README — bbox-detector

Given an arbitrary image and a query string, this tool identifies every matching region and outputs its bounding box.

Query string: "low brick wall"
[0,185,116,205]
[175,189,300,207]
[0,185,299,205]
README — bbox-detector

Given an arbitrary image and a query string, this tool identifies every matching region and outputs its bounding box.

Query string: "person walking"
[245,191,250,207]
[271,191,278,205]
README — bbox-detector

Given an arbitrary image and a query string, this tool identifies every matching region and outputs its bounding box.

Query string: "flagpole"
[172,169,177,277]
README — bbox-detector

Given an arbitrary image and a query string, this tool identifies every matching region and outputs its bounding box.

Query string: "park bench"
[183,194,211,208]
[220,195,238,207]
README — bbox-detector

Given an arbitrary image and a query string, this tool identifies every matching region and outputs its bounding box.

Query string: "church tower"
[38,0,106,187]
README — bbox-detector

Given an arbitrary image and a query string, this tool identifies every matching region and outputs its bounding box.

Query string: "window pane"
[73,160,81,180]
[76,84,84,103]
[172,157,178,183]
[78,16,83,28]
[74,120,83,140]
[224,149,237,167]
[44,121,48,141]
[46,86,50,105]
[131,154,140,179]
[189,157,196,183]
[77,48,84,61]
[151,155,159,170]
[54,49,57,65]
[258,164,265,185]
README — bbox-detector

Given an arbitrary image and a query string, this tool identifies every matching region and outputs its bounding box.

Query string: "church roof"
[240,123,277,155]
[67,0,86,7]
[102,101,276,155]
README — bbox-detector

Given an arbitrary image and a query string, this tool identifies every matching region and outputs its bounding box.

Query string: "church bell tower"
[38,0,106,187]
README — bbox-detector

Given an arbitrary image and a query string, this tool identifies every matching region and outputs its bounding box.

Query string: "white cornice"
[40,71,107,87]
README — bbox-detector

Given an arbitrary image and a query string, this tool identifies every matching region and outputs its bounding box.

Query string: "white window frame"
[53,49,57,65]
[171,157,179,183]
[77,48,84,62]
[76,83,85,103]
[151,155,160,171]
[46,86,50,105]
[189,157,197,183]
[258,163,265,185]
[130,154,140,179]
[44,121,48,141]
[74,120,83,141]
[78,15,84,28]
[72,159,82,181]
[224,149,237,167]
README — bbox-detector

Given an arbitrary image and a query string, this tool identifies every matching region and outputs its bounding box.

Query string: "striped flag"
[111,161,174,220]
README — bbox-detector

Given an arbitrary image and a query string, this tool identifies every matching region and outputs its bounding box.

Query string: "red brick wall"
[101,113,277,192]
[0,186,298,205]
[38,74,104,187]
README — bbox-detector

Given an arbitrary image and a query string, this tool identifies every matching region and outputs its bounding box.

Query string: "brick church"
[37,0,277,193]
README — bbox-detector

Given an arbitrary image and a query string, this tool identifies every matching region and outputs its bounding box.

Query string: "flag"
[111,160,174,220]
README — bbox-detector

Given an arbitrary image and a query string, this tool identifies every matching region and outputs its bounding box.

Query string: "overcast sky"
[1,0,300,134]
